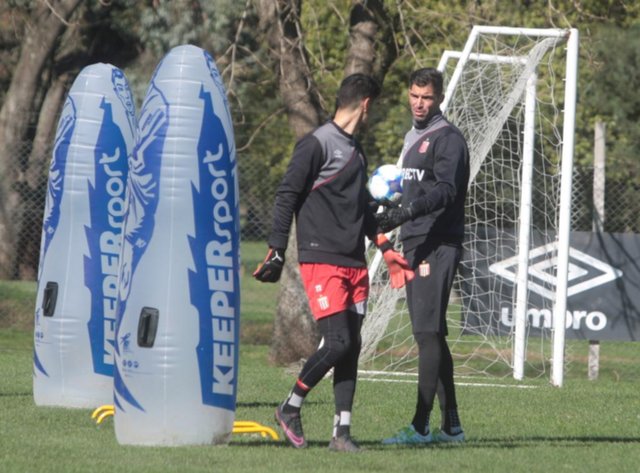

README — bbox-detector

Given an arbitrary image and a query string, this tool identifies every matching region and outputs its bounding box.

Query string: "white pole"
[513,73,537,380]
[551,29,579,387]
[439,50,528,67]
[592,121,606,233]
[588,121,606,380]
[474,25,570,38]
[441,27,480,112]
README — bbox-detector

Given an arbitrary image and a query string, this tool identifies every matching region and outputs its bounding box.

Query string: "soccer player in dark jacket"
[254,74,413,452]
[377,67,468,445]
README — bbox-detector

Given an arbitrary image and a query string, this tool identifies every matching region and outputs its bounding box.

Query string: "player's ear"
[362,97,371,113]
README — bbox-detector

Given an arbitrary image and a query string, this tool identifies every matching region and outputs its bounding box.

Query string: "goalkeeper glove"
[375,204,416,233]
[375,235,414,289]
[253,248,285,283]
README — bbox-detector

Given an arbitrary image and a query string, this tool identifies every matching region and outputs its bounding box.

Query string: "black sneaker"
[329,435,363,452]
[275,404,307,448]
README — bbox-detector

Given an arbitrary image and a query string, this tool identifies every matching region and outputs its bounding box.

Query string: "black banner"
[459,230,640,341]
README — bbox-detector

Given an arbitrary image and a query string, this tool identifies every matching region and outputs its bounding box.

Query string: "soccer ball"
[368,164,403,203]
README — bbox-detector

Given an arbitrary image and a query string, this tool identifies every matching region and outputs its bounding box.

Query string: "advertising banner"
[460,230,640,341]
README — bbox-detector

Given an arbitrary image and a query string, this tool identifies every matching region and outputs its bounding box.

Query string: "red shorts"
[299,263,369,320]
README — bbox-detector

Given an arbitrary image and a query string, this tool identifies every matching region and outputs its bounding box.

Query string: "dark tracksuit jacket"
[268,121,378,268]
[399,113,470,252]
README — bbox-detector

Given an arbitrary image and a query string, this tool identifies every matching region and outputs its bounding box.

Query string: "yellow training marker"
[90,407,278,440]
[232,421,279,440]
[91,405,115,424]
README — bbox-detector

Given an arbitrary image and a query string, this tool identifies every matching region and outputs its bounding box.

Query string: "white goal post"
[362,26,579,387]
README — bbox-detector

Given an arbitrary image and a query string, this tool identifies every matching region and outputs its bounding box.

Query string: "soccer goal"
[361,26,579,387]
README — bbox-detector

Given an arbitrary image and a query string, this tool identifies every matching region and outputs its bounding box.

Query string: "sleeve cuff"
[374,234,393,253]
[268,234,289,251]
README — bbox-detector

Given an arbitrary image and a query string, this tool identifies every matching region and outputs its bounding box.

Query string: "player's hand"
[253,248,285,283]
[382,249,414,289]
[375,205,414,233]
[378,198,401,209]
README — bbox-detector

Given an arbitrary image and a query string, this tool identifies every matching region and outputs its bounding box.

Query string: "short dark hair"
[335,73,381,110]
[409,68,444,96]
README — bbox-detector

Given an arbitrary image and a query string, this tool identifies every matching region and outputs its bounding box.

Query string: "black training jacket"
[399,113,470,251]
[268,121,378,267]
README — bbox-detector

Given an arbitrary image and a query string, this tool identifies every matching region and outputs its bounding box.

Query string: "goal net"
[361,26,578,384]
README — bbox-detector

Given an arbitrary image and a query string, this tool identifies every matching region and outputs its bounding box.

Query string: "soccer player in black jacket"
[377,68,468,445]
[254,74,413,452]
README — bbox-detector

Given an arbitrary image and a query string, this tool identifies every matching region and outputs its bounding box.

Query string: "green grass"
[2,329,640,472]
[0,279,37,330]
[1,252,640,472]
[239,241,278,344]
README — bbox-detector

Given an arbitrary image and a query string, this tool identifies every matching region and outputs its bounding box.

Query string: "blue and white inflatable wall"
[113,45,240,446]
[33,64,135,407]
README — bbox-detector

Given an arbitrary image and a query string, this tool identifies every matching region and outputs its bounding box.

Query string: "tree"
[254,0,398,364]
[0,0,83,278]
[0,0,149,278]
[0,0,254,278]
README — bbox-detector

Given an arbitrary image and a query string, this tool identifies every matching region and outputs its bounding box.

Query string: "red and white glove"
[375,234,414,289]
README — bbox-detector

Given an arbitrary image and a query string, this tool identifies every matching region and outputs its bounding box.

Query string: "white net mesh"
[361,27,575,381]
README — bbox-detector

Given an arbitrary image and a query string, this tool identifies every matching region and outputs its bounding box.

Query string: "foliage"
[2,0,640,186]
[586,24,640,180]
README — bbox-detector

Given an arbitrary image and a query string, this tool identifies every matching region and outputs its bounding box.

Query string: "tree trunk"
[256,0,325,137]
[345,0,398,84]
[15,72,73,280]
[256,0,324,364]
[256,0,397,364]
[0,0,82,278]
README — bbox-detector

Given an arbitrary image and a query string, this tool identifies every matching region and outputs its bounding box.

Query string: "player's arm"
[376,132,466,233]
[254,136,323,283]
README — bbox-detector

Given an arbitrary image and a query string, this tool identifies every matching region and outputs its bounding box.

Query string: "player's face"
[408,84,443,122]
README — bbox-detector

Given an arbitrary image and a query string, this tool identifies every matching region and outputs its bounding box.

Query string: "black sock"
[442,409,462,433]
[412,332,442,435]
[411,410,431,436]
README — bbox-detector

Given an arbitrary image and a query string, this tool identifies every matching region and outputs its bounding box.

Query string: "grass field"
[1,245,640,472]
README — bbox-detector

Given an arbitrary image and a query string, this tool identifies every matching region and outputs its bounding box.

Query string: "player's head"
[408,68,444,124]
[409,67,444,96]
[335,73,381,112]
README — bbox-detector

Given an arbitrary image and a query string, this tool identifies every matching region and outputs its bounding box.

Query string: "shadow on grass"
[236,399,328,409]
[349,435,640,451]
[0,391,31,397]
[229,435,640,450]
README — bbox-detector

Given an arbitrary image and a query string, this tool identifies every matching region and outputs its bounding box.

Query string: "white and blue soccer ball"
[368,164,403,203]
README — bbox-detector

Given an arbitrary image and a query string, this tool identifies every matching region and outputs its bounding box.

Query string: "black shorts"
[404,241,461,335]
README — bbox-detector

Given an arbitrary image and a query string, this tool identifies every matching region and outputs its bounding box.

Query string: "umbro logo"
[489,242,623,301]
[333,149,344,159]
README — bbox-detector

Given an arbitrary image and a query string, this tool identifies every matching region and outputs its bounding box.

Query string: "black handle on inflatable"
[137,307,159,348]
[42,282,58,317]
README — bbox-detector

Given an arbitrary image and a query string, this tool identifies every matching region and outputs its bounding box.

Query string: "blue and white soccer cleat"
[382,425,433,445]
[436,427,465,443]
